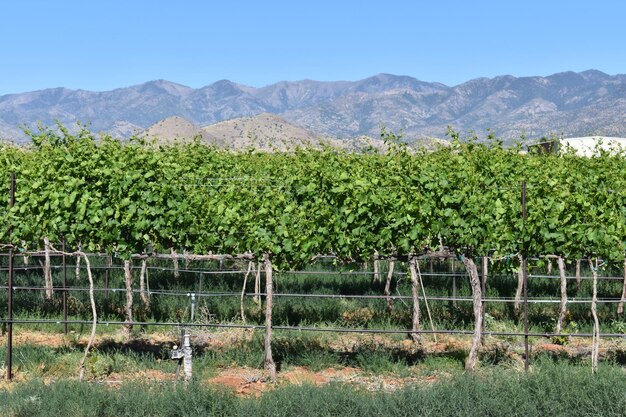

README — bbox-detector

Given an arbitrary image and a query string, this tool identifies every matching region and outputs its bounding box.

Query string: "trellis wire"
[1,285,625,304]
[0,318,624,339]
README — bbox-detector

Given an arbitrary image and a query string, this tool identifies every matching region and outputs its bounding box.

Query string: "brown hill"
[143,113,448,152]
[200,113,320,150]
[143,116,203,143]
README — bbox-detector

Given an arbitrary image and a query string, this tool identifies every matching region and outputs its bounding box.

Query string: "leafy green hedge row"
[2,126,626,267]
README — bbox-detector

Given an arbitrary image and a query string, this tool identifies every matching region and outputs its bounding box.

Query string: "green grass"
[1,361,625,416]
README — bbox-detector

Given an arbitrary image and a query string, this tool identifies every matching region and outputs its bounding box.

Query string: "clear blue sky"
[1,0,624,94]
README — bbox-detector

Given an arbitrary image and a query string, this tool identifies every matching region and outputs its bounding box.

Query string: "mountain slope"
[2,70,626,144]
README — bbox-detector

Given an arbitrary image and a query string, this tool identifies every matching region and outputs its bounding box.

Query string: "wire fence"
[2,250,626,381]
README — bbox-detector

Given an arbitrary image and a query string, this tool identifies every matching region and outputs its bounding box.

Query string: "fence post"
[104,254,110,300]
[62,238,68,335]
[451,259,457,307]
[6,172,15,381]
[522,180,529,371]
[481,256,488,335]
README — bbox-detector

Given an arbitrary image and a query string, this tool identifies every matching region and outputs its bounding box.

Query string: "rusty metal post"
[522,180,529,371]
[6,173,15,381]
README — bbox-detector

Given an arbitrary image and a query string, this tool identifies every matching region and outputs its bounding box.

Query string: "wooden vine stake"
[575,259,582,290]
[263,253,277,380]
[589,258,600,373]
[408,257,421,344]
[618,258,626,315]
[123,259,134,339]
[139,257,150,307]
[555,257,568,333]
[463,256,483,371]
[384,259,395,312]
[79,253,97,382]
[43,236,53,299]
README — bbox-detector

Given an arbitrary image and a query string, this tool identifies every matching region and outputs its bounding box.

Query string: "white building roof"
[559,136,626,156]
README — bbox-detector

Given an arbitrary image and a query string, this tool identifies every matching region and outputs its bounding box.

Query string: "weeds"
[1,362,625,416]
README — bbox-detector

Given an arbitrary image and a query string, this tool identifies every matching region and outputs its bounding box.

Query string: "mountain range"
[1,69,625,144]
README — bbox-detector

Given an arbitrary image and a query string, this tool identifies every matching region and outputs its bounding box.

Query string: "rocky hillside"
[144,113,391,152]
[1,70,625,144]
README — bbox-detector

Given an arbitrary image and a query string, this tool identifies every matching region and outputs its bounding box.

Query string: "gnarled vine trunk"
[463,256,483,371]
[184,250,190,269]
[384,260,395,312]
[373,251,381,283]
[240,261,253,325]
[263,254,276,380]
[75,250,81,283]
[254,262,261,305]
[408,257,421,344]
[555,257,568,333]
[43,236,53,299]
[171,248,179,280]
[123,260,134,339]
[79,253,97,382]
[139,258,150,308]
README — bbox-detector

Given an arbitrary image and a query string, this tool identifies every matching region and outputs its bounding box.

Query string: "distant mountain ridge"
[1,70,626,143]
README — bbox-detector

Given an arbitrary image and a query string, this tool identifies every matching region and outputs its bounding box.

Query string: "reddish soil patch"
[204,365,430,396]
[207,368,270,397]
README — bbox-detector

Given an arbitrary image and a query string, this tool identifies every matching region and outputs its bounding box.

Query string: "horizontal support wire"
[3,259,626,281]
[0,318,624,339]
[3,251,626,353]
[1,285,624,304]
[0,265,252,274]
[3,264,626,281]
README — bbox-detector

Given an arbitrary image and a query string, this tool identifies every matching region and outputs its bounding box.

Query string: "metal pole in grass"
[6,173,15,381]
[62,237,68,335]
[522,180,529,372]
[104,254,110,300]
